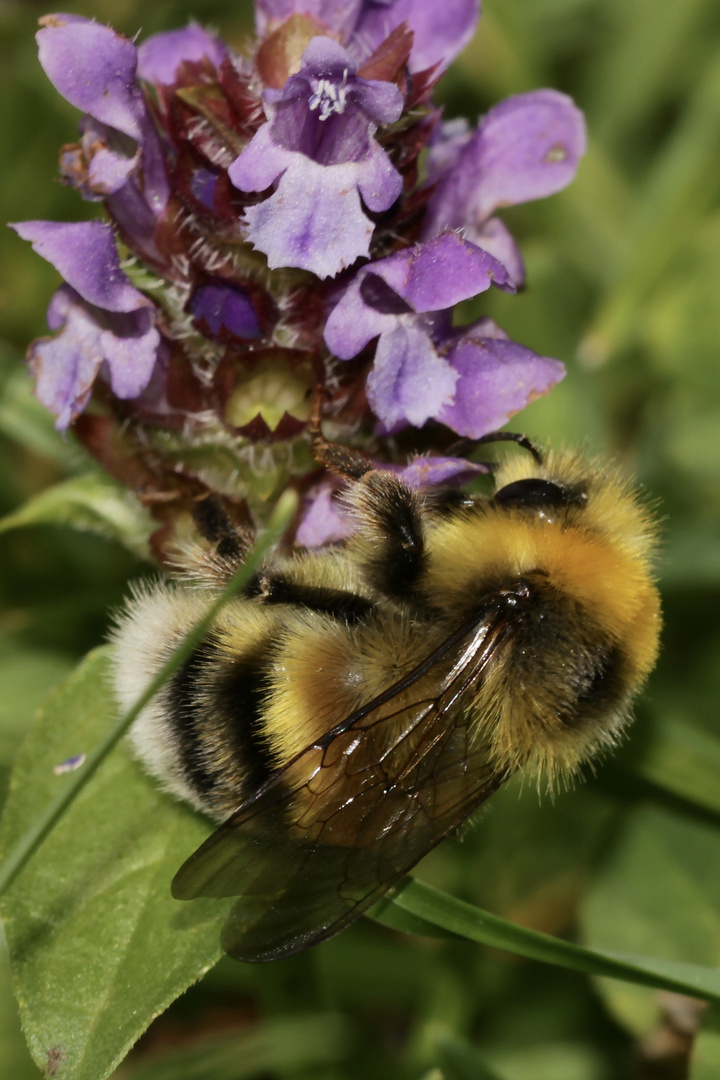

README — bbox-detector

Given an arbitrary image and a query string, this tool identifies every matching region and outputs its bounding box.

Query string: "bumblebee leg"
[247,571,375,622]
[350,470,427,598]
[192,497,252,561]
[311,422,426,597]
[171,496,255,585]
[311,425,374,480]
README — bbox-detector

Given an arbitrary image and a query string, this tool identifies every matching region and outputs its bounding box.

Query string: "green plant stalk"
[0,489,298,897]
[383,878,720,1003]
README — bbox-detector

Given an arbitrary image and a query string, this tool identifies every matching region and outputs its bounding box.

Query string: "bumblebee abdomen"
[164,633,281,819]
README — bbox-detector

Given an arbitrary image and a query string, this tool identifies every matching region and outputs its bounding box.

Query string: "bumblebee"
[111,432,661,962]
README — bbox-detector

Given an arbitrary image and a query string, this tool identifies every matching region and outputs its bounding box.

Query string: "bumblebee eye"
[493,478,587,511]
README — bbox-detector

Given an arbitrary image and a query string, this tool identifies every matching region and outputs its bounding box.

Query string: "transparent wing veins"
[172,590,518,960]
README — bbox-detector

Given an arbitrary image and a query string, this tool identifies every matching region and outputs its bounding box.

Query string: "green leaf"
[482,1040,608,1080]
[690,1003,720,1080]
[0,927,39,1080]
[378,877,720,1003]
[0,474,155,559]
[626,717,720,817]
[581,803,720,1035]
[0,647,75,767]
[0,648,230,1080]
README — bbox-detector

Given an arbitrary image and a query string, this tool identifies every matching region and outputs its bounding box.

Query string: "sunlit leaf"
[0,475,154,560]
[0,647,75,767]
[0,648,230,1080]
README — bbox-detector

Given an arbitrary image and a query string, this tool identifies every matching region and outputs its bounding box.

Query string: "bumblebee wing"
[172,594,516,962]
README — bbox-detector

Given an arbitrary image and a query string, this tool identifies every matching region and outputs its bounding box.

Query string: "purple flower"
[37,15,146,143]
[296,480,356,546]
[229,36,403,278]
[28,285,160,432]
[11,221,159,430]
[137,23,226,84]
[297,453,488,546]
[189,282,262,341]
[433,321,565,437]
[17,2,585,532]
[322,230,562,434]
[423,90,586,285]
[38,14,170,263]
[256,0,480,74]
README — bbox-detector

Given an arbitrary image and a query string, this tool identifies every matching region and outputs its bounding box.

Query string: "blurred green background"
[2,0,720,1077]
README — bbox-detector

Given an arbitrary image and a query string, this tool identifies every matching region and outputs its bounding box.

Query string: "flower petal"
[82,119,139,194]
[11,220,147,313]
[469,217,525,287]
[29,285,159,431]
[353,0,480,73]
[138,23,225,84]
[425,89,586,235]
[37,16,144,141]
[324,231,512,358]
[228,123,284,191]
[374,231,513,310]
[189,282,261,340]
[398,455,488,487]
[255,0,365,40]
[366,323,458,428]
[241,157,375,277]
[99,312,161,398]
[355,138,403,211]
[324,271,401,359]
[31,287,105,431]
[296,480,356,546]
[436,335,566,438]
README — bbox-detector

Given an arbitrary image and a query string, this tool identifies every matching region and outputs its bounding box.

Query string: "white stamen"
[308,70,349,121]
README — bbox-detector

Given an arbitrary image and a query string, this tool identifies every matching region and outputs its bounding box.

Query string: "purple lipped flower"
[38,15,170,212]
[189,281,262,341]
[29,285,160,432]
[433,320,566,438]
[256,0,480,75]
[11,221,160,430]
[16,2,585,554]
[423,90,587,285]
[296,480,356,546]
[323,230,557,433]
[137,23,226,84]
[229,36,403,278]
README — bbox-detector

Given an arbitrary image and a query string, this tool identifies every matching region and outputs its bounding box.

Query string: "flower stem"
[0,490,298,898]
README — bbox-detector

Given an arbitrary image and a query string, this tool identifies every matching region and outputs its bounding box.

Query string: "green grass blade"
[0,489,297,899]
[375,878,720,1002]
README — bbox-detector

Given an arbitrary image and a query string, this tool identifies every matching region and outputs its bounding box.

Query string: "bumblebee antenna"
[446,431,543,466]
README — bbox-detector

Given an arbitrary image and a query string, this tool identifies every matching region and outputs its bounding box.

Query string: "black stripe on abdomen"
[167,634,280,809]
[167,636,222,800]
